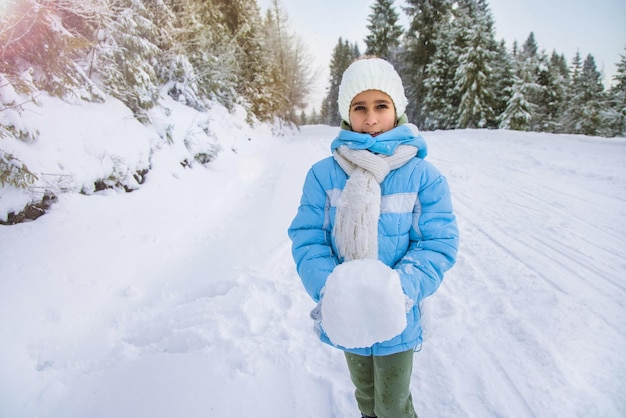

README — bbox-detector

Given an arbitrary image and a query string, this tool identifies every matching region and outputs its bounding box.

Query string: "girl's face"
[349,89,397,136]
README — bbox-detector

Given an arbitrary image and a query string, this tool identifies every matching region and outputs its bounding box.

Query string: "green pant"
[344,349,418,418]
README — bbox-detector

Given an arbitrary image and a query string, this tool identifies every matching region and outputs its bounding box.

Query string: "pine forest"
[1,0,625,139]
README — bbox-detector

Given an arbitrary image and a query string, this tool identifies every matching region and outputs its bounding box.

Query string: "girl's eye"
[377,104,389,109]
[353,105,365,111]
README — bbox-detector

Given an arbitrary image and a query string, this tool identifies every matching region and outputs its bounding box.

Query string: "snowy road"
[1,126,625,417]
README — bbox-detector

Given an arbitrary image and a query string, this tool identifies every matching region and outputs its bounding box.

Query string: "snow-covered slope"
[1,96,625,417]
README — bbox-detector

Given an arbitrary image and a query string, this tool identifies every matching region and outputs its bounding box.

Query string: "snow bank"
[2,93,153,193]
[0,89,275,222]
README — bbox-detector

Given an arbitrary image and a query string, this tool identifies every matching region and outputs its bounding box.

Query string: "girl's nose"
[364,111,377,125]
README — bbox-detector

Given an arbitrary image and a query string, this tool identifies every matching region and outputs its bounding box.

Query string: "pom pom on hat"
[337,58,408,124]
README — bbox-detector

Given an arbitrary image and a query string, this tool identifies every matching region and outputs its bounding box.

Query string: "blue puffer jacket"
[288,124,459,356]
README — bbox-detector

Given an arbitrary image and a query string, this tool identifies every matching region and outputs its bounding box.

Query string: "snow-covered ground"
[1,95,625,417]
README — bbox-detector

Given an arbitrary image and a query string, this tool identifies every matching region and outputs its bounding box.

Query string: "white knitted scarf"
[332,144,418,261]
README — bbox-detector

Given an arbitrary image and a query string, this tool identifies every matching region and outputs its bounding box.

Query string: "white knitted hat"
[337,58,408,124]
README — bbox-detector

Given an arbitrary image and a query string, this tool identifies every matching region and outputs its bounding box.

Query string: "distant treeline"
[313,0,626,138]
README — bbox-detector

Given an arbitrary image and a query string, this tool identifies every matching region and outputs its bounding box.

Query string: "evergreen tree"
[550,51,570,79]
[0,0,102,100]
[421,17,457,129]
[508,32,543,130]
[321,38,360,126]
[511,40,520,61]
[163,0,239,110]
[94,0,163,120]
[515,33,569,133]
[561,51,583,132]
[500,35,541,131]
[499,74,533,130]
[579,54,608,136]
[364,0,404,62]
[401,0,452,125]
[319,95,332,125]
[213,0,275,121]
[535,51,568,132]
[148,0,198,108]
[491,40,515,127]
[606,47,626,137]
[0,149,38,189]
[520,32,539,61]
[451,0,497,128]
[562,53,607,136]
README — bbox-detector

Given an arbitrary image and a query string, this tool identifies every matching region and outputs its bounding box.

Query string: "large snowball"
[321,259,407,349]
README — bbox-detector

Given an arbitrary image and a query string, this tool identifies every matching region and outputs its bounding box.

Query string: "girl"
[288,57,459,418]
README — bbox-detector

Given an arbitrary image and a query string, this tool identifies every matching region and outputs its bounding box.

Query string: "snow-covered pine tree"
[0,0,102,101]
[560,51,583,133]
[146,0,208,110]
[93,0,163,121]
[401,0,452,126]
[498,74,533,131]
[490,40,515,127]
[562,52,608,136]
[606,47,626,137]
[320,38,360,126]
[364,0,404,63]
[213,0,275,121]
[502,32,543,131]
[422,17,457,130]
[520,32,538,61]
[579,54,608,136]
[499,36,539,131]
[517,34,569,133]
[550,51,570,80]
[534,51,569,133]
[145,0,196,107]
[156,0,237,111]
[451,0,497,128]
[0,150,38,189]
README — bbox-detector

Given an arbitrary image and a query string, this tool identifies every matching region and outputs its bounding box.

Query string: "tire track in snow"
[432,216,597,417]
[433,131,626,417]
[454,198,569,295]
[453,181,626,346]
[530,233,626,294]
[450,154,626,317]
[417,220,536,417]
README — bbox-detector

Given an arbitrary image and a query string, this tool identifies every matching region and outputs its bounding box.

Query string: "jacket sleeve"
[395,165,459,303]
[288,166,339,302]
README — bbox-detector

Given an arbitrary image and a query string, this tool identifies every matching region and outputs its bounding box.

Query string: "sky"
[257,0,626,111]
[1,87,625,417]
